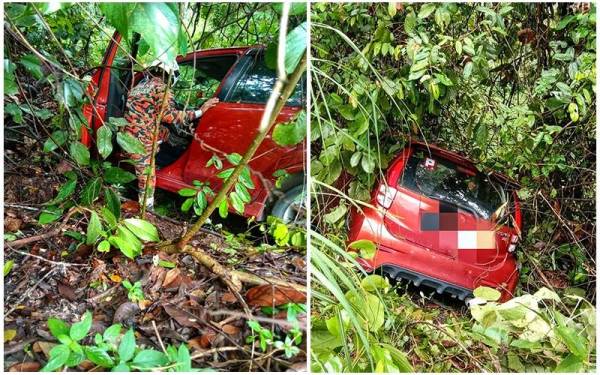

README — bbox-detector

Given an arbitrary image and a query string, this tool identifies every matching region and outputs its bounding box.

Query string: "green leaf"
[97,126,113,159]
[418,4,436,19]
[463,61,473,78]
[39,206,63,225]
[86,211,103,245]
[555,354,583,372]
[100,3,182,67]
[218,199,229,218]
[104,188,121,220]
[116,132,146,154]
[4,260,15,277]
[176,344,192,372]
[266,22,307,74]
[43,130,67,153]
[110,225,142,259]
[59,78,84,108]
[84,346,115,368]
[178,188,197,197]
[181,198,194,212]
[118,329,136,362]
[226,153,242,165]
[69,141,90,166]
[20,54,43,79]
[104,167,136,184]
[81,177,103,206]
[230,191,245,214]
[48,318,70,338]
[5,103,23,123]
[41,344,70,372]
[361,275,389,292]
[70,311,92,342]
[324,204,347,225]
[98,240,111,253]
[48,179,77,205]
[131,349,169,370]
[273,110,306,146]
[346,290,385,332]
[235,183,251,203]
[123,218,160,242]
[4,59,18,96]
[556,325,588,359]
[112,363,130,372]
[473,286,501,302]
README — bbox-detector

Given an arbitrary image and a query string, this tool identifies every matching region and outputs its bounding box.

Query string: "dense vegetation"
[310,2,595,372]
[4,2,307,372]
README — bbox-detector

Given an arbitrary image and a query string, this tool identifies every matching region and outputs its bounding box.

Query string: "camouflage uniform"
[124,76,198,207]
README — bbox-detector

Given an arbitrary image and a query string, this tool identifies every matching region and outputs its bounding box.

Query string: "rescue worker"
[124,60,218,210]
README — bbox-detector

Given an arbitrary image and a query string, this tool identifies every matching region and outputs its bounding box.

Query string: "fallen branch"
[162,243,305,293]
[5,207,80,249]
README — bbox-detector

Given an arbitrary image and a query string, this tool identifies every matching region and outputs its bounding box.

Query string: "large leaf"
[69,141,90,166]
[266,22,307,74]
[96,126,113,159]
[43,130,68,153]
[273,110,306,146]
[86,211,103,245]
[116,132,146,155]
[104,187,121,220]
[84,346,114,368]
[20,54,43,79]
[123,218,159,242]
[41,344,70,372]
[131,349,169,371]
[118,329,136,362]
[104,167,136,184]
[70,311,92,341]
[81,177,103,206]
[101,3,182,66]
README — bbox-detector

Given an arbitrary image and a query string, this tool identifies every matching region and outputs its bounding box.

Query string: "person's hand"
[200,97,219,113]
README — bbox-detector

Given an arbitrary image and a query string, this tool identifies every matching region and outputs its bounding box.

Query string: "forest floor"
[3,134,307,372]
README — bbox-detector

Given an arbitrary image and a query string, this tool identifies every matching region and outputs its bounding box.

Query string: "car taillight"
[376,184,397,209]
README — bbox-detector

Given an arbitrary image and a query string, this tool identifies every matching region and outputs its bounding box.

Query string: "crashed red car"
[348,142,522,302]
[81,32,306,221]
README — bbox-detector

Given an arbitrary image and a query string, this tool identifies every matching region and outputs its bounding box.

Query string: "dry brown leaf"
[58,283,77,301]
[122,200,140,214]
[163,304,201,328]
[110,274,122,283]
[32,341,56,358]
[221,292,237,304]
[8,362,41,372]
[245,285,306,307]
[198,331,217,348]
[162,268,181,288]
[4,216,23,232]
[222,324,240,336]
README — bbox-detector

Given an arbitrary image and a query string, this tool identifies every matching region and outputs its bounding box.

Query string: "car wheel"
[270,184,306,225]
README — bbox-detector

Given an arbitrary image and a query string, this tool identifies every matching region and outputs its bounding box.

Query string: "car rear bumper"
[349,206,519,302]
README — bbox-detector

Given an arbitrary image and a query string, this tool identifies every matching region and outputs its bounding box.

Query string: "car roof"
[410,141,520,188]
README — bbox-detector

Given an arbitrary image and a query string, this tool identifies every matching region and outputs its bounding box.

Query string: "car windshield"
[401,152,506,220]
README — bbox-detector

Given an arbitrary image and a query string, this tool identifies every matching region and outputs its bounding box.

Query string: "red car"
[348,142,522,302]
[81,32,305,221]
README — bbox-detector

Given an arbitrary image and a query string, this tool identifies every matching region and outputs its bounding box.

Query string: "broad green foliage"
[470,287,596,372]
[42,312,202,371]
[180,153,255,217]
[311,233,413,373]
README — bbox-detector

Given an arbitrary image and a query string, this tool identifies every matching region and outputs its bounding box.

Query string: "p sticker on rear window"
[424,158,437,170]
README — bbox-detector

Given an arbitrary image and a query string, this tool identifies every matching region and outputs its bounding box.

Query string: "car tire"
[268,174,306,225]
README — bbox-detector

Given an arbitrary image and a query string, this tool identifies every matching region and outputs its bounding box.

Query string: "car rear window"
[400,151,507,220]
